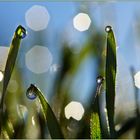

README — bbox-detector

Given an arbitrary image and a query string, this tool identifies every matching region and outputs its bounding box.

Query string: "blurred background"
[0,1,140,138]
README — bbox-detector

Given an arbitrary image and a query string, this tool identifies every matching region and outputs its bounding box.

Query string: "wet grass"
[0,25,139,139]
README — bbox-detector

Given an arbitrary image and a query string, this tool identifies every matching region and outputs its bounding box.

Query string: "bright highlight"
[73,13,91,32]
[64,101,85,121]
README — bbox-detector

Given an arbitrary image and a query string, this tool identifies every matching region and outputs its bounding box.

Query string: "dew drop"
[26,84,37,100]
[96,76,104,84]
[16,25,27,39]
[26,91,36,100]
[105,25,112,33]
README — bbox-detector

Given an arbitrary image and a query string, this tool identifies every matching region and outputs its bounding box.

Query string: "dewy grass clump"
[0,24,139,139]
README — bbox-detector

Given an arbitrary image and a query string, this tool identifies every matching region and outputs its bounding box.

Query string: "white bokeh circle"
[0,46,9,71]
[25,45,53,74]
[134,71,140,88]
[73,13,91,32]
[0,71,3,82]
[64,101,84,121]
[25,5,50,31]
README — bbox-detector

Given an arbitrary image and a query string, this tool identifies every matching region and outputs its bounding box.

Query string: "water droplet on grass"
[27,91,36,100]
[105,25,112,33]
[26,84,37,100]
[16,25,27,39]
[96,76,104,84]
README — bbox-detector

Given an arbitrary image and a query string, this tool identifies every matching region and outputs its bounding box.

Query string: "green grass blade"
[105,26,117,137]
[0,25,27,110]
[26,84,64,139]
[90,76,105,139]
[90,113,101,139]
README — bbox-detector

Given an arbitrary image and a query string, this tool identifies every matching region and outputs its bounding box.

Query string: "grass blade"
[105,26,117,137]
[90,76,105,139]
[26,84,64,139]
[0,25,27,111]
[90,113,101,139]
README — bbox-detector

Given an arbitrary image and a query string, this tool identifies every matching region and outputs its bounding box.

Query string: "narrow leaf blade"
[90,113,101,139]
[26,84,64,139]
[105,26,117,137]
[0,25,27,110]
[90,76,105,139]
